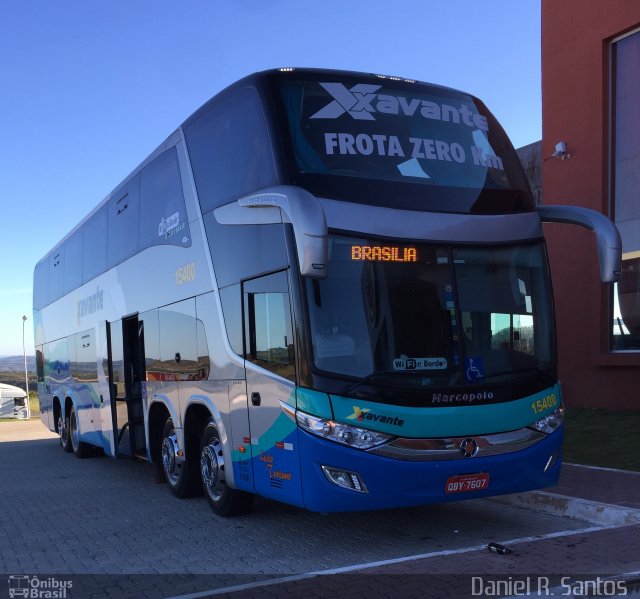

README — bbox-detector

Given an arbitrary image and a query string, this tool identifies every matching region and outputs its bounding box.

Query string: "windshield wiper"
[342,370,405,397]
[471,367,555,384]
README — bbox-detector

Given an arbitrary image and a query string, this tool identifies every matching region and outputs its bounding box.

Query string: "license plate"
[445,472,490,494]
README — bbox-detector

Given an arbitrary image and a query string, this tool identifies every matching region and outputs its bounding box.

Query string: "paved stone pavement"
[1,419,638,599]
[555,462,640,509]
[199,525,639,599]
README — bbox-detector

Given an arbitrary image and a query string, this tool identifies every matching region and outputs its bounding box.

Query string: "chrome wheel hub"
[201,439,225,501]
[162,433,181,485]
[58,416,67,446]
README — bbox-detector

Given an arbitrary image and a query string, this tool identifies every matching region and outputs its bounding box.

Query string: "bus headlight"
[529,407,564,434]
[295,409,392,449]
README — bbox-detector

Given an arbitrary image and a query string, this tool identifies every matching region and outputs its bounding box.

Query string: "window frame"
[608,26,640,353]
[242,269,296,382]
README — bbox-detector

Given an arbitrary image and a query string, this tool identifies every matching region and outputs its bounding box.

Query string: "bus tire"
[161,417,199,498]
[58,410,72,453]
[69,404,90,458]
[200,421,254,517]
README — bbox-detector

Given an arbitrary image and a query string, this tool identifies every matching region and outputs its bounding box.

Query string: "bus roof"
[33,67,500,271]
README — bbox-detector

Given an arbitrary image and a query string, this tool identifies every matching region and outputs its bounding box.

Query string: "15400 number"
[175,262,196,286]
[531,392,558,415]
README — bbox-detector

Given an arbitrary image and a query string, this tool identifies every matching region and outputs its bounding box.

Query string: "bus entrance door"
[107,317,147,459]
[243,271,303,506]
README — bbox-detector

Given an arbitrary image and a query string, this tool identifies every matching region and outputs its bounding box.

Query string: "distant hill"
[0,355,36,372]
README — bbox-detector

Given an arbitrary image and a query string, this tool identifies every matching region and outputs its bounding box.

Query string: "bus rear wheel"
[69,404,90,458]
[200,421,254,517]
[59,412,72,453]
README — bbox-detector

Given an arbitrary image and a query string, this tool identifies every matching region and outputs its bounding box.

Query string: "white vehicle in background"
[0,383,28,419]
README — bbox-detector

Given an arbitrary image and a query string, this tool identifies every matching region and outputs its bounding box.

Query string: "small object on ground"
[487,542,513,555]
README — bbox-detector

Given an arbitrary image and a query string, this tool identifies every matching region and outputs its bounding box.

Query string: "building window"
[611,29,640,350]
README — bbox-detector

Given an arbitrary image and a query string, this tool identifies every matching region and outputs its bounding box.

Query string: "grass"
[28,391,39,415]
[563,407,640,472]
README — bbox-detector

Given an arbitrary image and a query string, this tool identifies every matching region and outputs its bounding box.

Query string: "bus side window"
[139,148,190,251]
[219,284,244,357]
[49,250,64,303]
[159,299,200,381]
[83,205,108,284]
[196,318,211,380]
[36,345,45,383]
[72,329,98,383]
[243,271,295,382]
[184,87,277,214]
[107,179,140,268]
[140,309,161,382]
[33,259,50,310]
[64,228,83,294]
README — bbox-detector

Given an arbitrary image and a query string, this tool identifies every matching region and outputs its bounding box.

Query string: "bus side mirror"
[215,186,329,279]
[538,205,622,283]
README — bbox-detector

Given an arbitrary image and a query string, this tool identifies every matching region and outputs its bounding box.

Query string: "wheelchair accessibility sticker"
[464,357,484,382]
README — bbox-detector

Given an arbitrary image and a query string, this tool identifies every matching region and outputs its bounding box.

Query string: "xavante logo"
[347,406,405,427]
[310,82,489,132]
[310,83,382,121]
[76,286,104,324]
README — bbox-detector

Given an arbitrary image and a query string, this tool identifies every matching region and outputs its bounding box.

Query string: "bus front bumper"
[297,426,563,512]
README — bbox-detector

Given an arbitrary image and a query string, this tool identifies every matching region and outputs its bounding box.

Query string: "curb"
[564,462,640,477]
[493,491,640,527]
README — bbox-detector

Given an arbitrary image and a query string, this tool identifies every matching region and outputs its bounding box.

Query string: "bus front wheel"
[200,421,254,517]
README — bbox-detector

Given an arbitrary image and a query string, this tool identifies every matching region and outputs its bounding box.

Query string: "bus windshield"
[274,73,534,214]
[305,235,556,398]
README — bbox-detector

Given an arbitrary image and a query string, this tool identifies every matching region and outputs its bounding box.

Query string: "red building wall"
[542,0,640,410]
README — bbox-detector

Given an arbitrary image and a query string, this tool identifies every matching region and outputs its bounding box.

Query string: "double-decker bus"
[33,68,621,516]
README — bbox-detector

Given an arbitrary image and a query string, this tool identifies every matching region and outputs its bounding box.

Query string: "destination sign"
[351,245,417,262]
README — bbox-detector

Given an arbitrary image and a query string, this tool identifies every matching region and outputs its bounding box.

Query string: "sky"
[0,0,541,357]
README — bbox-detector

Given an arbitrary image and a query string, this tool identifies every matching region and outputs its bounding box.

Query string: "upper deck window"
[272,73,534,214]
[184,87,278,214]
